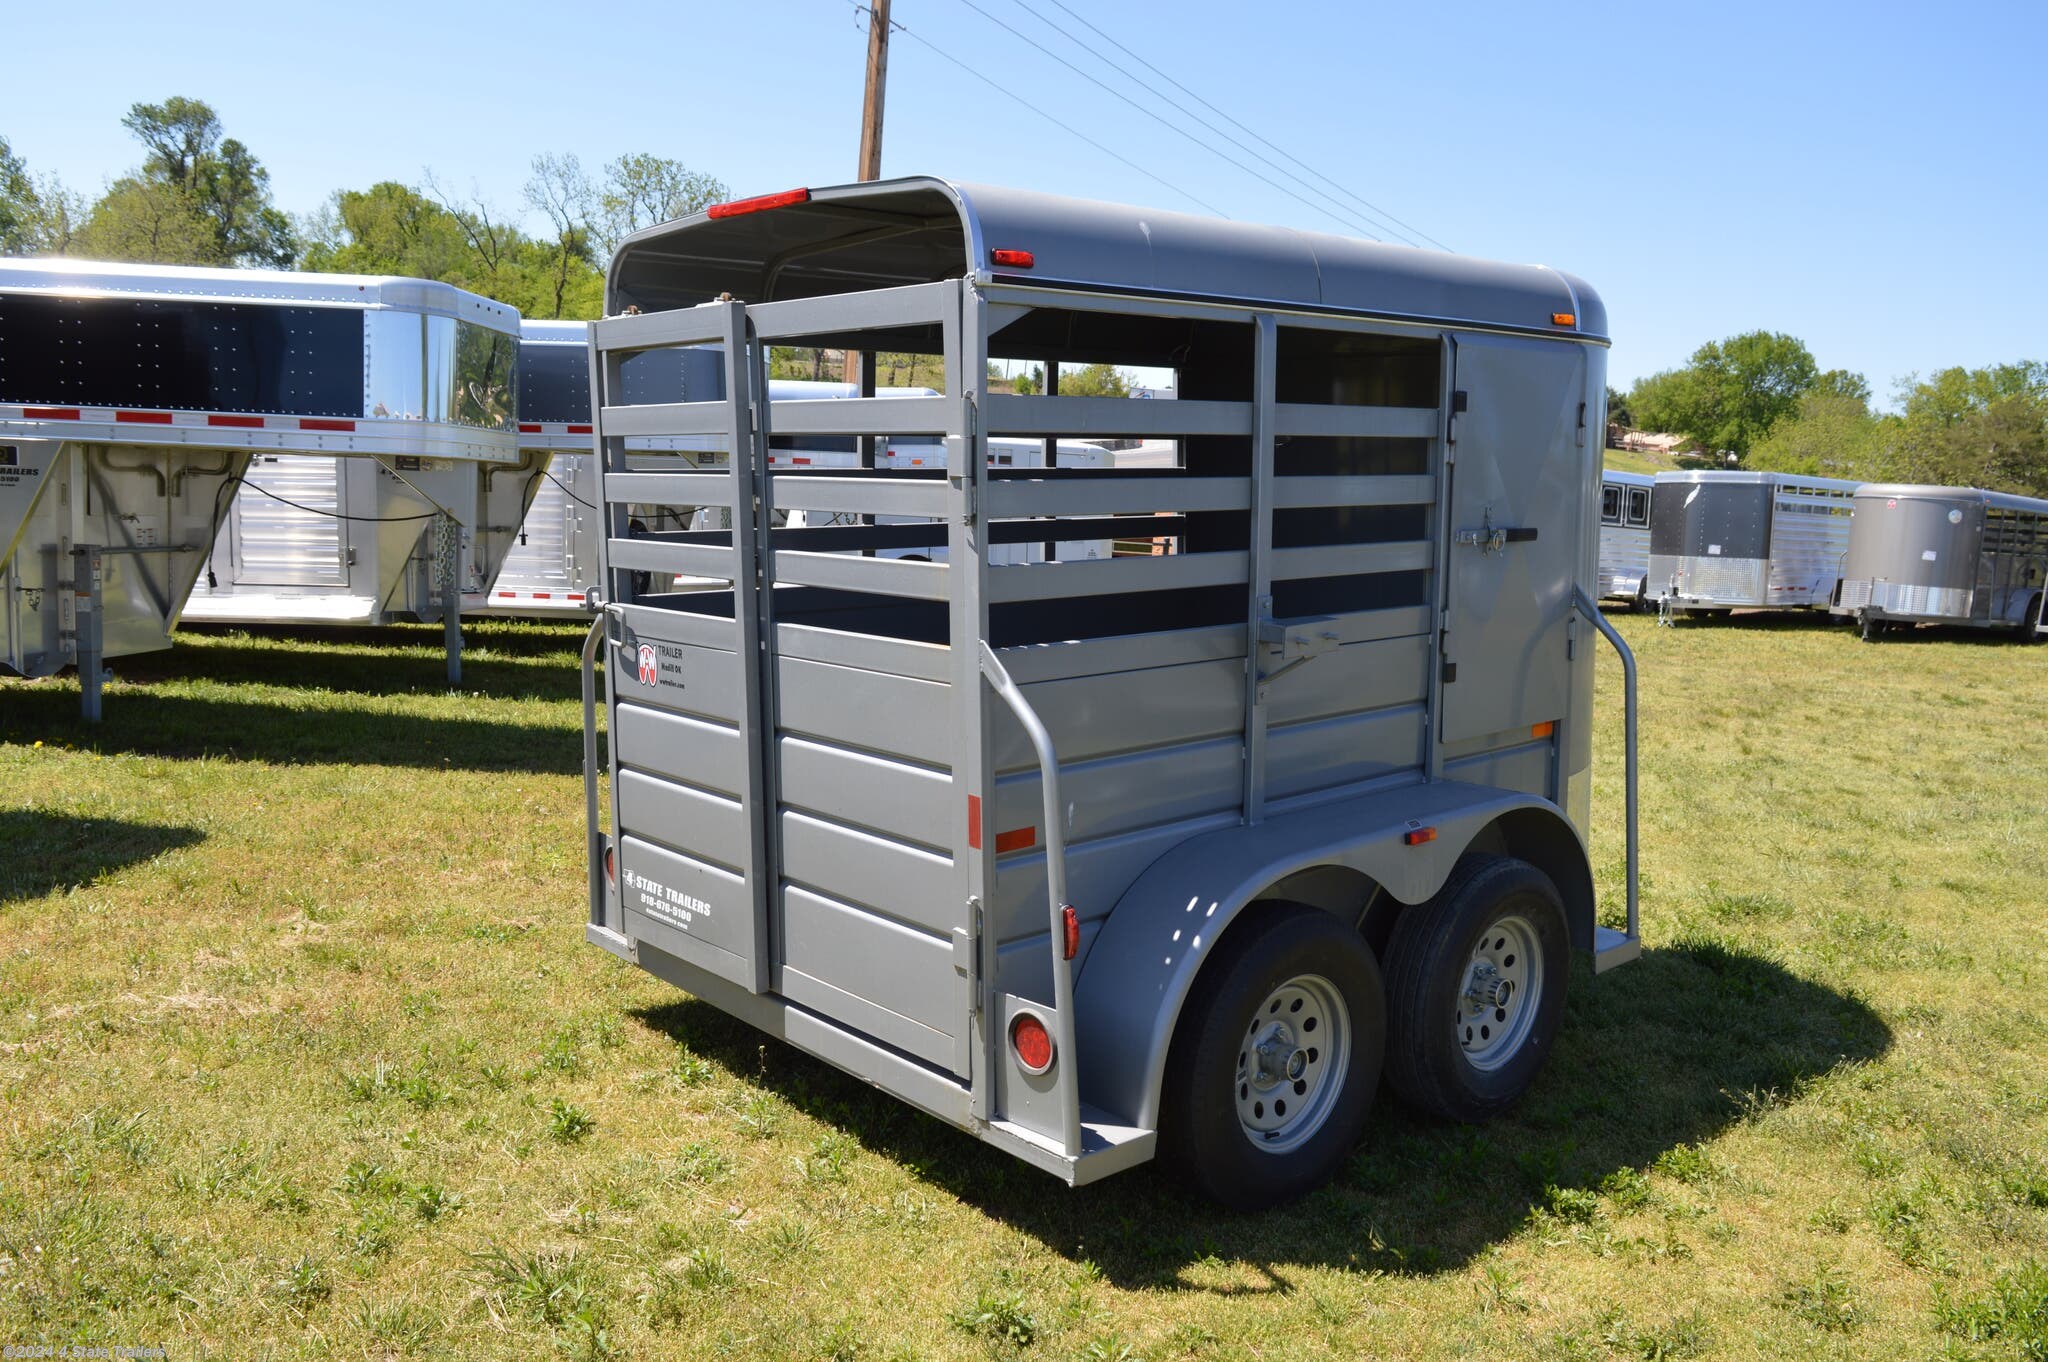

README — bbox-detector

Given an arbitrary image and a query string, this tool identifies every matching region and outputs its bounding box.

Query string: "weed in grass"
[1542,1185,1602,1224]
[674,1050,716,1086]
[1080,1333,1141,1362]
[1652,1143,1720,1187]
[412,1181,462,1220]
[1164,1322,1217,1354]
[683,1244,737,1291]
[549,1097,595,1143]
[337,1159,400,1198]
[950,1287,1038,1347]
[275,1253,330,1309]
[675,1141,733,1183]
[335,1206,396,1258]
[821,1320,865,1362]
[798,1132,856,1184]
[1600,1167,1652,1213]
[473,1244,599,1328]
[1779,1264,1861,1334]
[352,1296,440,1350]
[1599,1306,1713,1360]
[1934,1260,2048,1360]
[736,1092,783,1140]
[540,1027,583,1075]
[766,1217,816,1255]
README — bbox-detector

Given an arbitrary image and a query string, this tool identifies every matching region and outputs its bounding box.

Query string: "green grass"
[4,614,2048,1359]
[1602,445,1685,475]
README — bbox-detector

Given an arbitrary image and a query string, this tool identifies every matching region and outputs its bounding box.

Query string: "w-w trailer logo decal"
[637,644,658,686]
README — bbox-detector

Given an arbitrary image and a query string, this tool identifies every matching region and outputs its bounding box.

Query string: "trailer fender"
[1072,780,1587,1131]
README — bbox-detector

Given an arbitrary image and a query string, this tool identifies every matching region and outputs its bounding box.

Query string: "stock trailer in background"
[576,177,1640,1207]
[1833,483,2048,641]
[1596,469,1654,609]
[1648,468,1859,618]
[0,258,522,712]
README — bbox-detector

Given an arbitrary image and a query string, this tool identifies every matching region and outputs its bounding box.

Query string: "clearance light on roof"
[1551,312,1577,327]
[706,187,811,220]
[990,248,1036,269]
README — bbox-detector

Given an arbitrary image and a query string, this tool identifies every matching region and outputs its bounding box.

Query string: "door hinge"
[956,896,985,1013]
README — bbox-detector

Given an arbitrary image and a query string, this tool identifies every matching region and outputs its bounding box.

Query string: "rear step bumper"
[592,927,1156,1185]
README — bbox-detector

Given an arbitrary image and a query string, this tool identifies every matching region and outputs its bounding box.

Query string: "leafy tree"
[1893,362,2048,496]
[1628,331,1819,459]
[0,137,32,251]
[1057,362,1131,398]
[1748,390,1897,482]
[1604,384,1633,431]
[594,154,727,260]
[82,97,294,266]
[1,135,84,255]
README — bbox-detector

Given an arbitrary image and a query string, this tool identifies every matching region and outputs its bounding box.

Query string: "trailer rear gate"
[581,179,1625,1184]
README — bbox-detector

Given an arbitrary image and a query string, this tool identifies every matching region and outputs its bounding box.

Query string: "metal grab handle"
[978,641,1082,1158]
[1573,588,1639,950]
[582,614,607,929]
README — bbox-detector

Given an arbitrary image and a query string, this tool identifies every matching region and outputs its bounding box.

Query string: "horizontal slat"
[603,470,734,506]
[747,280,953,340]
[985,550,1248,603]
[1270,540,1433,581]
[1271,473,1436,509]
[770,473,948,517]
[600,399,729,437]
[591,308,727,352]
[1272,403,1439,439]
[986,475,1249,518]
[608,538,740,579]
[983,393,1252,438]
[767,396,953,437]
[772,550,950,600]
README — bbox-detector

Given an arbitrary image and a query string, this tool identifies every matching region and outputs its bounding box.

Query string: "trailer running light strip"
[707,187,811,219]
[990,248,1036,269]
[13,404,361,432]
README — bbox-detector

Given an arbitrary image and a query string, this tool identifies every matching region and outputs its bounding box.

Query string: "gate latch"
[1257,614,1340,686]
[1455,508,1539,555]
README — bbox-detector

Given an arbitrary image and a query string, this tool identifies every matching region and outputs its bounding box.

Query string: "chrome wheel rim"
[1457,913,1542,1071]
[1235,974,1349,1153]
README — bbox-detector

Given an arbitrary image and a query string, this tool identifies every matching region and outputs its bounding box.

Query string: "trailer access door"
[231,456,348,587]
[1440,334,1587,744]
[595,290,976,1081]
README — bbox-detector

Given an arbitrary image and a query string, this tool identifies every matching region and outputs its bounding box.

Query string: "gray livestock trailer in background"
[1649,469,1859,616]
[578,177,1640,1207]
[0,258,521,716]
[1833,483,2048,640]
[1597,469,1654,607]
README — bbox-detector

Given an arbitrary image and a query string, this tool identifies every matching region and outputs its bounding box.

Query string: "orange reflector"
[1532,721,1556,739]
[1551,312,1576,326]
[1404,826,1437,846]
[1061,904,1080,960]
[1011,1013,1054,1073]
[706,187,811,219]
[991,248,1036,268]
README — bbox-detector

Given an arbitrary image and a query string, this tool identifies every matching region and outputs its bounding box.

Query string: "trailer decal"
[622,868,712,932]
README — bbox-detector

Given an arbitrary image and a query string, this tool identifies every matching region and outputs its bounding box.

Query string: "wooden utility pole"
[845,0,890,386]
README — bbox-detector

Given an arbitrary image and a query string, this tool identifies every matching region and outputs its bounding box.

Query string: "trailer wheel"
[1382,855,1568,1122]
[1631,584,1650,614]
[1860,612,1880,643]
[1159,903,1384,1210]
[2028,594,2045,641]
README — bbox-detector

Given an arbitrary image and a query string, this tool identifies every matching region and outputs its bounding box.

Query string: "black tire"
[1159,903,1385,1210]
[1631,584,1650,614]
[1383,855,1569,1122]
[2027,594,2046,642]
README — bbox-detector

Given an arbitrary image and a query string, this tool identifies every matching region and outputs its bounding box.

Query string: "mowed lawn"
[2,613,2045,1361]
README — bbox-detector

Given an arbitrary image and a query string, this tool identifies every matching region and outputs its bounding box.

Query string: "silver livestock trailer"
[1649,468,1858,616]
[0,258,520,716]
[577,178,1640,1207]
[1832,483,2048,640]
[1596,469,1654,608]
[184,286,528,675]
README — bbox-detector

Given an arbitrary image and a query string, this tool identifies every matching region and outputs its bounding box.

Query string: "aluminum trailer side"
[579,177,1640,1207]
[0,257,519,716]
[1648,468,1859,613]
[1597,470,1654,607]
[1832,483,2048,639]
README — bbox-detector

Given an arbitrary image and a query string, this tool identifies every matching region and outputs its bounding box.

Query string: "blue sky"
[3,0,2041,401]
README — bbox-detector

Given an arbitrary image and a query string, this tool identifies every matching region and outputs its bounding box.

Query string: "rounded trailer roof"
[1654,469,1862,491]
[1603,469,1656,487]
[0,256,519,332]
[520,318,591,344]
[608,176,1605,342]
[1855,482,2048,515]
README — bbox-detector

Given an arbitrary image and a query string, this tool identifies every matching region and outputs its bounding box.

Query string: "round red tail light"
[603,844,616,886]
[1010,1012,1054,1075]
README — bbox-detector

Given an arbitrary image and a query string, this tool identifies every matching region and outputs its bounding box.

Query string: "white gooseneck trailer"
[1596,469,1654,607]
[1648,469,1859,616]
[0,258,521,716]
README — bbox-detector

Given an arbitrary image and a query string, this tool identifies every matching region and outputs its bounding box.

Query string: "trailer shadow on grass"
[635,937,1890,1288]
[161,621,589,701]
[0,689,582,774]
[0,808,205,905]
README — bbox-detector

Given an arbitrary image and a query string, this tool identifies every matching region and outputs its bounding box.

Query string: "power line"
[1034,0,1450,252]
[1017,0,1431,249]
[845,3,1229,218]
[947,0,1399,243]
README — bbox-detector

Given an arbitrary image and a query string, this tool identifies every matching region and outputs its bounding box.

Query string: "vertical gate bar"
[1239,314,1278,823]
[589,322,631,951]
[745,318,784,994]
[949,280,998,1112]
[719,303,775,995]
[1426,336,1459,779]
